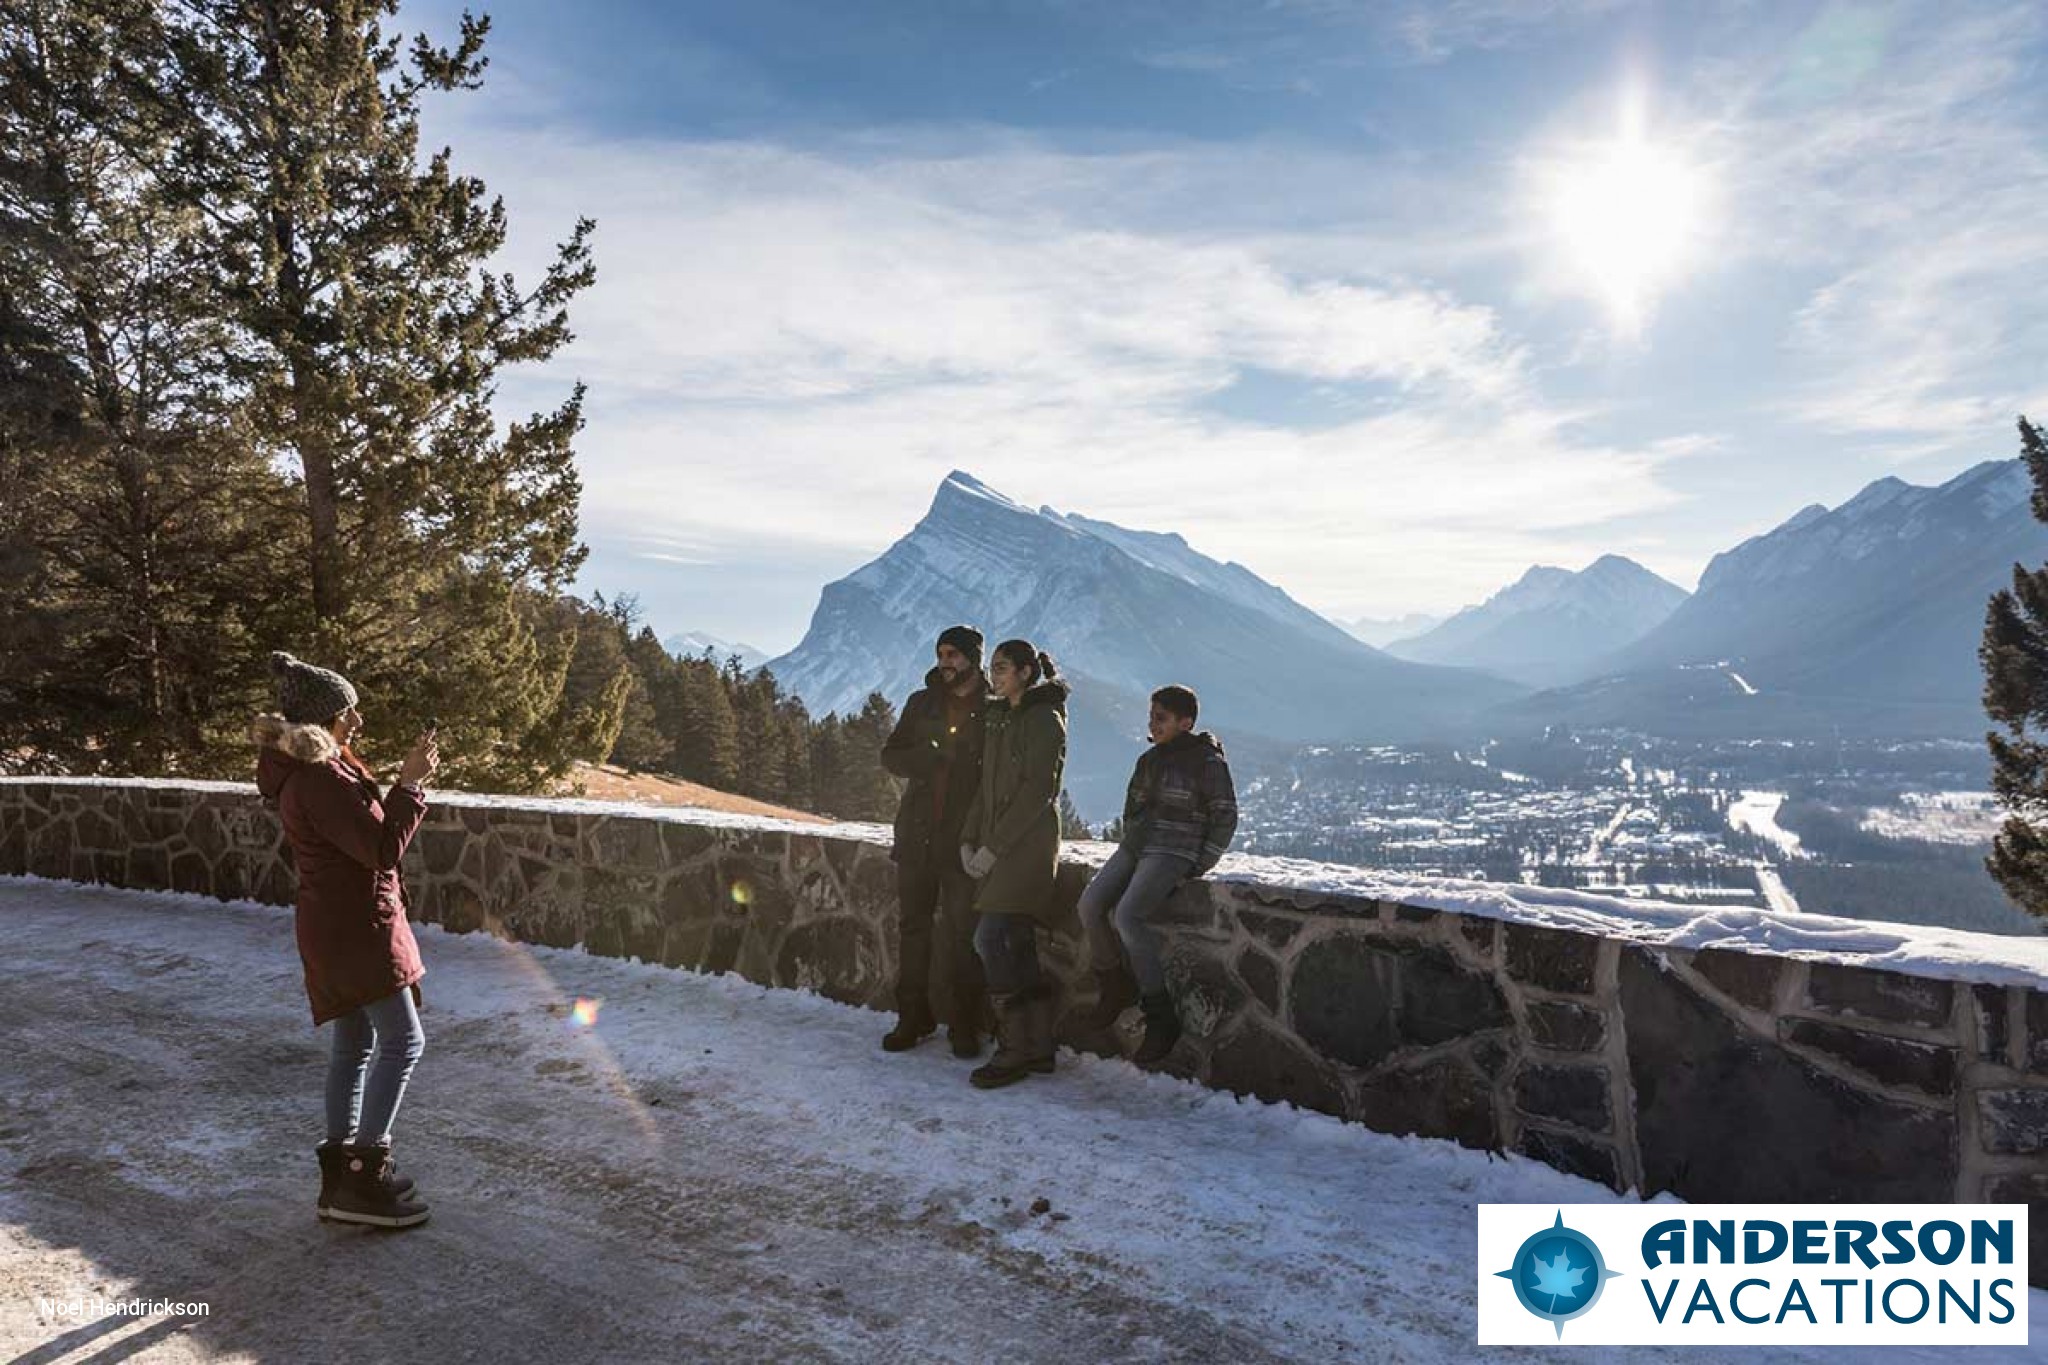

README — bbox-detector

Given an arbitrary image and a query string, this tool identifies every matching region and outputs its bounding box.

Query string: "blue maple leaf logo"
[1494,1213,1620,1339]
[1527,1248,1588,1310]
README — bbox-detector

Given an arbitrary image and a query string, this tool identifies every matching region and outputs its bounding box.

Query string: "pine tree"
[507,594,632,782]
[778,696,813,811]
[835,692,903,821]
[673,657,739,789]
[611,626,681,771]
[807,715,848,816]
[608,665,666,772]
[0,0,301,774]
[126,1,596,787]
[1982,415,2048,920]
[1057,789,1092,841]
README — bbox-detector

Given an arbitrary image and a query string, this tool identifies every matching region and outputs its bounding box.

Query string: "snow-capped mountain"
[1511,459,2048,737]
[768,471,1523,814]
[1341,613,1444,648]
[1385,556,1689,687]
[662,632,768,671]
[1052,511,1363,651]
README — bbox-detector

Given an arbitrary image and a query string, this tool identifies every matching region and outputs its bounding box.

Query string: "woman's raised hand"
[399,730,440,788]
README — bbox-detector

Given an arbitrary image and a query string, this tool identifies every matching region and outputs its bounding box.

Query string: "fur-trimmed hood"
[252,712,341,763]
[252,712,342,803]
[1012,676,1070,714]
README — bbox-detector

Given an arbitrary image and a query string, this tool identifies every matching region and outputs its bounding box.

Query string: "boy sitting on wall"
[1076,684,1238,1063]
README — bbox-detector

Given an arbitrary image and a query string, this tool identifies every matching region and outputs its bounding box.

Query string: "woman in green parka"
[958,638,1070,1089]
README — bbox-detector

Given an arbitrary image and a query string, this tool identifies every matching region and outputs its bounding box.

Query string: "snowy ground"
[1,876,2042,1363]
[1728,790,1804,858]
[1861,792,2004,846]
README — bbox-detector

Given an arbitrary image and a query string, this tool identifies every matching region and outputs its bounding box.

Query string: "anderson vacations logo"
[1477,1204,2029,1346]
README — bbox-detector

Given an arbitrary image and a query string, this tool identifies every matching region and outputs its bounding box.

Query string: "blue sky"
[413,0,2048,653]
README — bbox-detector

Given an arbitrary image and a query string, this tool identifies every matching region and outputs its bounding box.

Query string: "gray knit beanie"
[271,651,359,724]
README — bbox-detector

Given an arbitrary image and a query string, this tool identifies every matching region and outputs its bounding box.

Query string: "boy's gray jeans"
[1077,845,1193,995]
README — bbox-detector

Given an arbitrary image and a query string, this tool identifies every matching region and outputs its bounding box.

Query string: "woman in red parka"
[253,651,438,1229]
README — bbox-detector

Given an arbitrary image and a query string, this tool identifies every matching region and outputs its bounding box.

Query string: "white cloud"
[1717,4,2048,449]
[441,122,1697,634]
[1381,0,1634,62]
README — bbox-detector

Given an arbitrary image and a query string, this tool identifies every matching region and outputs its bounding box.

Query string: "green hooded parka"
[960,676,1070,925]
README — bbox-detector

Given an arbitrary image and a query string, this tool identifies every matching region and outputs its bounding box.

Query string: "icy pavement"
[0,877,2041,1364]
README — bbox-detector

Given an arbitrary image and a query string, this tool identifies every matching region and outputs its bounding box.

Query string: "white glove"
[964,845,998,879]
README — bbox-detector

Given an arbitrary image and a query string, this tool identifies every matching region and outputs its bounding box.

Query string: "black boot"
[881,1011,936,1052]
[1133,991,1182,1065]
[326,1143,430,1229]
[950,980,990,1059]
[317,1140,412,1219]
[1026,985,1060,1075]
[1082,965,1139,1030]
[316,1141,346,1221]
[970,989,1050,1089]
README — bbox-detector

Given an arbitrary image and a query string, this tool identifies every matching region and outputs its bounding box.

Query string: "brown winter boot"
[326,1143,430,1229]
[317,1140,413,1219]
[971,986,1056,1089]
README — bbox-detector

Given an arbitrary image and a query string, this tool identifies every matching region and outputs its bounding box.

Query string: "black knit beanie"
[936,624,984,670]
[272,651,359,724]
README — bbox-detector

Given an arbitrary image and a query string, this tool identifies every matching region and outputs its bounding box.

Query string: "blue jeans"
[325,988,425,1146]
[973,913,1043,996]
[1077,846,1192,994]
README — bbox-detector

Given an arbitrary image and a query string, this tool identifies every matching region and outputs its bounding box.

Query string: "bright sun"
[1543,99,1709,332]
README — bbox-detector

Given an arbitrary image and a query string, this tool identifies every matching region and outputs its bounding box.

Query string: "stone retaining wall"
[4,777,2046,1285]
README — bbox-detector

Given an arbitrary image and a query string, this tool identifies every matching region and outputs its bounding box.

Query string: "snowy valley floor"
[1,877,2041,1364]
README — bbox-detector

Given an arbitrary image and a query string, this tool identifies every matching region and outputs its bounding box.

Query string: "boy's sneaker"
[1082,966,1139,1030]
[326,1144,430,1229]
[1133,992,1182,1065]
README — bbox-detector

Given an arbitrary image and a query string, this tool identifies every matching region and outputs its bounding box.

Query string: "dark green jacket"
[1119,730,1238,875]
[961,677,1069,924]
[880,667,990,865]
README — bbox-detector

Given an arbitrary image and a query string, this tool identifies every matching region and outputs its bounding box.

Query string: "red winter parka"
[253,714,428,1025]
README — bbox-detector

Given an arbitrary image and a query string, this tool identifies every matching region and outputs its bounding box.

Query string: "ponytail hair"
[992,638,1056,688]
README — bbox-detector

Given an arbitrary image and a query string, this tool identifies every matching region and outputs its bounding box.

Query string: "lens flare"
[570,997,601,1027]
[728,879,753,908]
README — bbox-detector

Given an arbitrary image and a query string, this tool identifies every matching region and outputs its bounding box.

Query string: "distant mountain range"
[1342,612,1443,648]
[767,472,1520,815]
[1505,459,2045,738]
[755,458,2044,811]
[661,632,768,671]
[1385,556,1689,687]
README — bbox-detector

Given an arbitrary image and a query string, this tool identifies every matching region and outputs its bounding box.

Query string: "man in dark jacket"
[1077,683,1238,1064]
[879,625,993,1056]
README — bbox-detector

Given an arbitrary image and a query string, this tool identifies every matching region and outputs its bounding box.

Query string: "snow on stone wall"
[4,775,2047,1286]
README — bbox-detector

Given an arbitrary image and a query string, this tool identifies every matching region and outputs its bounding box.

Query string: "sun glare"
[1543,93,1709,333]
